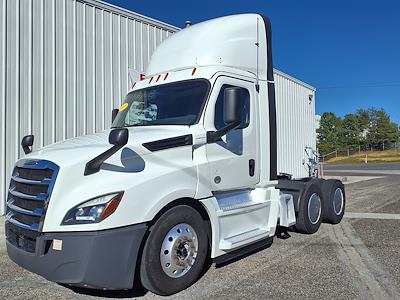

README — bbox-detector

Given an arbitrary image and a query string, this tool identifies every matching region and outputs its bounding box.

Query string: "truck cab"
[5,14,345,295]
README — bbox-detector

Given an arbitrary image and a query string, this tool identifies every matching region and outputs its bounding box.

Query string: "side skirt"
[213,236,273,266]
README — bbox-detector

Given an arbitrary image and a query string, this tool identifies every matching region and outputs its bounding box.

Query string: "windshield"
[112,79,210,127]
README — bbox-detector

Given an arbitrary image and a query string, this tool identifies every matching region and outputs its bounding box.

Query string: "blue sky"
[107,0,400,124]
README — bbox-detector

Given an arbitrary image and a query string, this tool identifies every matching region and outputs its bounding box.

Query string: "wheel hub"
[333,188,344,215]
[177,243,190,260]
[308,193,321,224]
[160,223,198,278]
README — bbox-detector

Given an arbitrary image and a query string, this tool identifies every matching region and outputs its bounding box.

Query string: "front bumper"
[6,222,147,289]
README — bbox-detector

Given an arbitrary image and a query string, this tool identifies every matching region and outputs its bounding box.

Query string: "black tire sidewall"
[295,183,323,234]
[140,205,208,296]
[322,180,345,224]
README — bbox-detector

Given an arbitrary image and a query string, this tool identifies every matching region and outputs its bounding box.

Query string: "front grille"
[5,160,59,253]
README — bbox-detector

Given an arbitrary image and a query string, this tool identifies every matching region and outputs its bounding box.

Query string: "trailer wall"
[274,69,317,179]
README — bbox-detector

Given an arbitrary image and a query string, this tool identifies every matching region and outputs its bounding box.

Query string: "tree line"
[317,108,400,155]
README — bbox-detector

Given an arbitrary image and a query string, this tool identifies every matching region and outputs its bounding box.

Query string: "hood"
[26,124,200,232]
[24,125,192,168]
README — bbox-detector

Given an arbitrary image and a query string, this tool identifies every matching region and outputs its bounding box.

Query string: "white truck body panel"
[146,13,316,180]
[146,14,268,80]
[274,69,316,178]
[200,186,281,258]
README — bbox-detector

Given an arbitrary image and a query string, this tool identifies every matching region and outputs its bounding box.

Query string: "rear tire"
[322,180,345,224]
[140,205,208,296]
[294,182,323,234]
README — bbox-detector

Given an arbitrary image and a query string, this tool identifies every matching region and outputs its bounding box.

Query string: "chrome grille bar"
[5,212,39,231]
[9,188,48,201]
[7,199,44,217]
[11,175,51,185]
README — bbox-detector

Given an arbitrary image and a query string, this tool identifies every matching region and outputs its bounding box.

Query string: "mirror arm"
[84,128,129,176]
[84,144,124,176]
[206,121,241,143]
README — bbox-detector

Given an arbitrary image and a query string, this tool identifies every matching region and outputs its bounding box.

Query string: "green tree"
[355,109,371,144]
[367,108,399,147]
[317,108,399,155]
[340,114,362,147]
[317,112,342,154]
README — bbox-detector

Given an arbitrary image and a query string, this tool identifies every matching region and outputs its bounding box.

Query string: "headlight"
[62,192,123,225]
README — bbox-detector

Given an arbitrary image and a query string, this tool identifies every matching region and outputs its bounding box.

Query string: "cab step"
[219,227,270,250]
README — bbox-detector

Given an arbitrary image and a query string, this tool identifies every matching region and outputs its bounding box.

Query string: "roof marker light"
[164,73,169,80]
[192,68,197,76]
[140,73,146,81]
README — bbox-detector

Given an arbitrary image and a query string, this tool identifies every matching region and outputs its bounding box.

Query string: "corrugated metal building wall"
[0,0,179,214]
[274,69,316,178]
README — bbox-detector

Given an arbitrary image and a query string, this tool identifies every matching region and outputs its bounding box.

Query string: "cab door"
[204,76,259,192]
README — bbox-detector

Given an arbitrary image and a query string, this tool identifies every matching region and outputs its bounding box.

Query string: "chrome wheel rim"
[160,223,198,278]
[333,188,344,215]
[308,193,321,225]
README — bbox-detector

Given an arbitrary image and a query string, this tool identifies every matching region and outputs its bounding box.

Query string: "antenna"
[255,18,260,93]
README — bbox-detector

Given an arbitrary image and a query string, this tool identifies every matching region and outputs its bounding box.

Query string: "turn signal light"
[100,198,122,221]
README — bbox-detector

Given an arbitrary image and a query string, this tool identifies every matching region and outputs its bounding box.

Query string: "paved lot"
[1,164,400,299]
[324,162,400,176]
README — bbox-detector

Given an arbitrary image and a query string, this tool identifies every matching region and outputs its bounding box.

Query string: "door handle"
[249,159,255,177]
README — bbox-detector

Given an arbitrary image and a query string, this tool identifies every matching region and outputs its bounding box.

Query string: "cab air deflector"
[142,134,193,152]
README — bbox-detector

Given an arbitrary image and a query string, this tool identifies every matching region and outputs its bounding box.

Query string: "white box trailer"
[274,69,316,178]
[5,14,344,296]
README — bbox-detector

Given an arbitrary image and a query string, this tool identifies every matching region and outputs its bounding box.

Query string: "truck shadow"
[63,283,148,298]
[102,148,145,173]
[275,226,294,240]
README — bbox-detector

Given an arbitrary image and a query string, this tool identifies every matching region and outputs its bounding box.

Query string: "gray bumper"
[6,223,147,289]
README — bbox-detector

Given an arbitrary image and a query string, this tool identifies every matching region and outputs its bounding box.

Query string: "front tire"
[140,205,208,296]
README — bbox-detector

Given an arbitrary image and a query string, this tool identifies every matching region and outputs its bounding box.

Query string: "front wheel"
[140,205,208,295]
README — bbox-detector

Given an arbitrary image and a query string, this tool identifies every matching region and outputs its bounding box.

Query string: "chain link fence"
[320,142,400,162]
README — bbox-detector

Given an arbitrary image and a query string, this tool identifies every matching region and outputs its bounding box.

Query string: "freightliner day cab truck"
[5,14,345,295]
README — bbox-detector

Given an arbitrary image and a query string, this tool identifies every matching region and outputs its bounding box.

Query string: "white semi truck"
[5,14,345,295]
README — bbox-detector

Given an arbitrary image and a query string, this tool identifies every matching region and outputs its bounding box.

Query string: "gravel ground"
[1,174,400,299]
